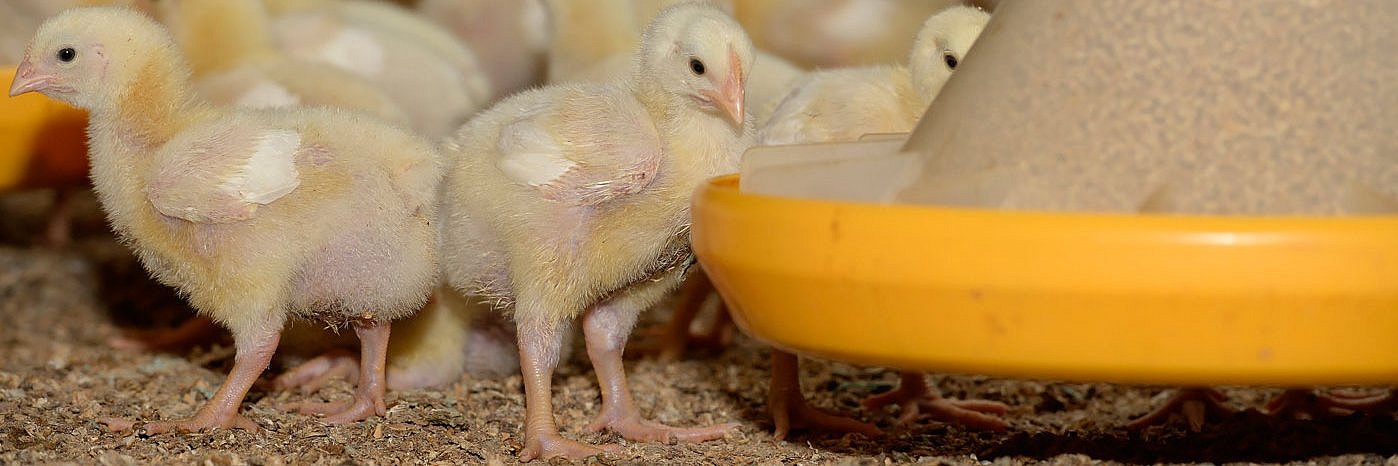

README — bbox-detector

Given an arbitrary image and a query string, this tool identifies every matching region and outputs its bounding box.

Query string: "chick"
[265,0,492,138]
[11,7,440,432]
[416,0,550,97]
[760,5,990,145]
[154,0,406,123]
[439,3,752,460]
[545,0,804,124]
[734,0,966,69]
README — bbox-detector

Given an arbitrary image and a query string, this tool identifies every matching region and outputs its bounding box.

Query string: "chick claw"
[1126,387,1233,432]
[587,412,739,444]
[519,434,621,462]
[771,395,881,441]
[273,349,359,395]
[289,395,385,425]
[862,372,1009,430]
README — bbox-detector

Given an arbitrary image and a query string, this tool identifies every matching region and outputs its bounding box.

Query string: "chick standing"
[10,7,440,432]
[439,3,752,460]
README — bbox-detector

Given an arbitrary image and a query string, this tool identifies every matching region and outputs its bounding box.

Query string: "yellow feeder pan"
[692,175,1398,386]
[0,66,90,192]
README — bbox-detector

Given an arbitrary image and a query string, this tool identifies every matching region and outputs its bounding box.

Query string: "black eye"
[57,47,76,63]
[689,58,705,75]
[943,52,958,70]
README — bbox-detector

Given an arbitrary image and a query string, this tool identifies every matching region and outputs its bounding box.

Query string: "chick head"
[635,2,755,128]
[908,6,991,106]
[9,7,182,109]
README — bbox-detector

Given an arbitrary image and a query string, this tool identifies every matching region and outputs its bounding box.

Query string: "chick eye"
[57,47,76,63]
[689,58,705,76]
[942,51,958,70]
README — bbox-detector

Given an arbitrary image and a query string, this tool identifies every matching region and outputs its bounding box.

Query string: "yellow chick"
[546,0,804,124]
[439,3,752,460]
[10,7,440,433]
[734,0,968,69]
[759,5,990,145]
[416,0,550,97]
[154,0,408,124]
[264,0,492,138]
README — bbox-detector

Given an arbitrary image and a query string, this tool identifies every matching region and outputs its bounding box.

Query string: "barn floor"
[1,190,1395,465]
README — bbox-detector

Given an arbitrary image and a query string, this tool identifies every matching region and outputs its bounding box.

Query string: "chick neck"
[93,49,213,153]
[630,77,750,180]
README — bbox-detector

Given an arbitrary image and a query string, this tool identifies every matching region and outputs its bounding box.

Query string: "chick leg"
[862,371,1009,429]
[632,269,734,361]
[769,349,880,440]
[1126,387,1233,431]
[582,283,740,443]
[108,316,223,352]
[517,320,620,462]
[102,327,280,434]
[292,321,391,424]
[42,188,74,248]
[273,348,359,395]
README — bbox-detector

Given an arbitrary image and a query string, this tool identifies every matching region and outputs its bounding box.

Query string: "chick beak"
[703,49,745,128]
[9,58,53,97]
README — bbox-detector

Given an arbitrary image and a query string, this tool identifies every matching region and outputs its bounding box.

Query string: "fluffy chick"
[155,0,408,126]
[734,0,966,69]
[439,3,753,460]
[759,5,989,145]
[546,0,803,124]
[10,7,440,432]
[416,0,550,97]
[265,0,492,138]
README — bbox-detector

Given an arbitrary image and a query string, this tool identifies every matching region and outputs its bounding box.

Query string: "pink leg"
[108,316,223,352]
[1126,387,1233,432]
[43,188,74,248]
[273,348,359,395]
[631,270,732,361]
[583,299,739,443]
[289,322,391,424]
[862,371,1008,429]
[768,350,880,440]
[103,328,280,434]
[516,320,619,462]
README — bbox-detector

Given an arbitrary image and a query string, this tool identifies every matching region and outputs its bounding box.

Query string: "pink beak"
[702,49,746,128]
[9,58,52,97]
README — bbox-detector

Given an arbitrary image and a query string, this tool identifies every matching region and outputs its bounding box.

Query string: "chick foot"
[1266,388,1397,419]
[104,329,280,435]
[108,316,223,352]
[1325,388,1397,413]
[862,371,1009,430]
[630,270,734,361]
[769,350,880,440]
[584,293,739,445]
[273,348,359,395]
[519,433,621,463]
[1126,387,1233,431]
[287,322,390,424]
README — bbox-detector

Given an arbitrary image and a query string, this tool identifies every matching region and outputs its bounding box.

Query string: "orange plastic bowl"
[692,175,1398,386]
[1,66,90,192]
